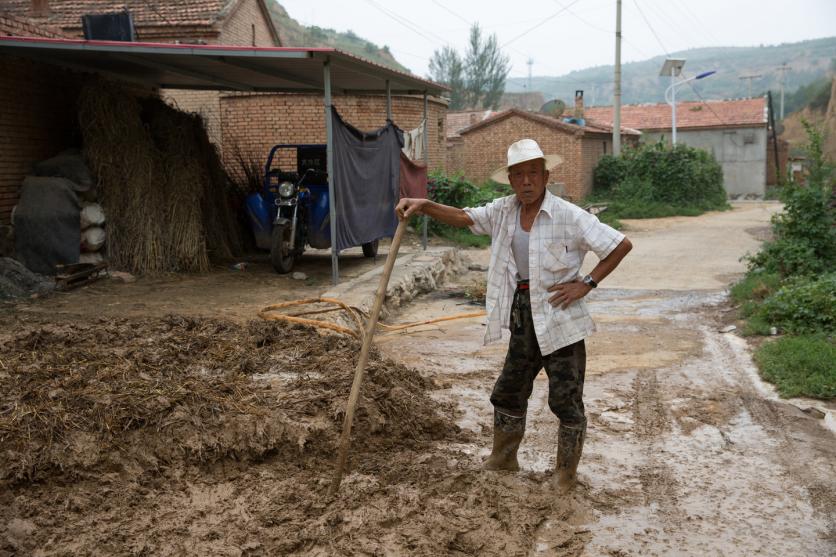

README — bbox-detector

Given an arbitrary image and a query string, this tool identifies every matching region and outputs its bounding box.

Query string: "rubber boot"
[553,421,586,493]
[483,409,525,471]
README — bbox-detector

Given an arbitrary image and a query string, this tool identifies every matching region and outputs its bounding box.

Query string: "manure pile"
[0,318,581,556]
[0,316,454,483]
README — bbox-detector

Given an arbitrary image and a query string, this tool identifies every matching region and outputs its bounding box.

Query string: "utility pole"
[739,74,762,99]
[613,0,622,156]
[776,63,790,119]
[527,58,533,93]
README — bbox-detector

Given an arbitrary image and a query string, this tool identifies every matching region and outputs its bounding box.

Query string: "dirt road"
[377,202,836,556]
[1,202,833,555]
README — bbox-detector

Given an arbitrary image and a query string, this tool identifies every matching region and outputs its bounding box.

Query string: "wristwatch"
[582,274,598,288]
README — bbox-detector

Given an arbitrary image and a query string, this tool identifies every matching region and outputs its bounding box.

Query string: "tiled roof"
[0,12,66,38]
[1,1,238,32]
[457,108,640,137]
[584,97,767,131]
[446,110,496,139]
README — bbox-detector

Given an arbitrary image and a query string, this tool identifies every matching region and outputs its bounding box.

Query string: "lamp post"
[662,63,716,145]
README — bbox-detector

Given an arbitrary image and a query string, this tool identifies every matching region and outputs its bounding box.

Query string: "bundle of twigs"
[77,79,241,273]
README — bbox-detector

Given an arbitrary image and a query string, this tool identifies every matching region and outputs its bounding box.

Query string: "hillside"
[267,2,409,73]
[780,76,836,160]
[507,37,836,107]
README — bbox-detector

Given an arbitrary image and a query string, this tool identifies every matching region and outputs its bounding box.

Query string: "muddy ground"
[1,202,834,555]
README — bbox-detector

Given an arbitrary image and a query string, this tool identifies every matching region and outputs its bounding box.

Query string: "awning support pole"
[385,80,392,120]
[324,58,339,285]
[422,91,429,251]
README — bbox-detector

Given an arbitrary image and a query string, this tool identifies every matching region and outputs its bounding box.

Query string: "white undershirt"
[512,212,530,281]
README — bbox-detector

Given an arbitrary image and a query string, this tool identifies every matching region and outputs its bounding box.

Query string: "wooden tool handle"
[329,219,407,496]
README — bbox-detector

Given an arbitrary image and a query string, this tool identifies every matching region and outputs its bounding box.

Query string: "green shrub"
[425,171,509,245]
[592,141,728,215]
[752,274,836,334]
[730,271,781,304]
[754,335,836,399]
[746,237,824,277]
[746,122,836,278]
[606,200,705,219]
[592,154,628,195]
[427,172,479,210]
[613,175,654,203]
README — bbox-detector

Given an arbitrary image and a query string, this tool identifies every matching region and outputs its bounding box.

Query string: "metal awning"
[0,37,444,283]
[0,37,447,95]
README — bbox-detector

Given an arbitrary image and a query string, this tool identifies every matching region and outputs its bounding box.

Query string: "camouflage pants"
[490,287,587,427]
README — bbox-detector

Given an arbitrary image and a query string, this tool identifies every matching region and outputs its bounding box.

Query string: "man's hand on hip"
[547,280,592,309]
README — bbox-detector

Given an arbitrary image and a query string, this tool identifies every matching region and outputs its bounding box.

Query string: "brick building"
[0,12,81,225]
[450,108,639,200]
[222,93,447,176]
[2,0,447,168]
[445,110,496,179]
[0,1,448,225]
[585,98,771,197]
[3,0,283,144]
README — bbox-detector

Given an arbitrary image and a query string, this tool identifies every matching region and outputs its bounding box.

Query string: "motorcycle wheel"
[270,224,296,273]
[362,239,379,258]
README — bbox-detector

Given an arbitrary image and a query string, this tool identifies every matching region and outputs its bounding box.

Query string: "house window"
[251,24,256,46]
[602,141,607,155]
[743,131,755,144]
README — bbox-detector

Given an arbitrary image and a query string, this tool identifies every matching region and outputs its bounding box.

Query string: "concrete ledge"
[322,246,464,323]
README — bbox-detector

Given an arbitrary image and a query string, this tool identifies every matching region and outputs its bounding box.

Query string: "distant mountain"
[267,2,409,73]
[506,37,836,107]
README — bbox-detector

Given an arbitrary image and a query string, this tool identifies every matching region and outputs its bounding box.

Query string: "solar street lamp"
[661,58,716,144]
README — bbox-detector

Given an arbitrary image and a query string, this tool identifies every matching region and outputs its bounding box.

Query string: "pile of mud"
[0,316,455,482]
[0,316,588,556]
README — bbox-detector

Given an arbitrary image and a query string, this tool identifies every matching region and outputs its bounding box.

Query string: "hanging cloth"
[401,119,426,161]
[399,152,428,199]
[330,107,403,252]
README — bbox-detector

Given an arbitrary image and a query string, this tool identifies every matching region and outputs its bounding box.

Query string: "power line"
[641,1,699,48]
[632,0,669,56]
[500,0,584,48]
[671,0,724,46]
[430,0,470,26]
[426,1,589,88]
[549,0,613,34]
[362,0,446,46]
[630,2,727,127]
[684,79,728,127]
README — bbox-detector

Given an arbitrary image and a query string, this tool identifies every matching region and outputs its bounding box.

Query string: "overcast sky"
[278,0,836,79]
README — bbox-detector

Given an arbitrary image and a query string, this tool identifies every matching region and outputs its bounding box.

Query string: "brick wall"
[218,0,276,47]
[220,93,448,178]
[580,135,609,199]
[163,0,278,149]
[0,14,78,223]
[459,115,585,197]
[163,89,225,145]
[446,137,465,175]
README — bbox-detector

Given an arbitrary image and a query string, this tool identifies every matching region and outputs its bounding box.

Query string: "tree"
[428,24,511,110]
[428,46,465,109]
[463,24,510,110]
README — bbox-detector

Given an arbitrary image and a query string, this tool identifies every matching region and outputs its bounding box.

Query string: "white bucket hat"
[489,139,563,184]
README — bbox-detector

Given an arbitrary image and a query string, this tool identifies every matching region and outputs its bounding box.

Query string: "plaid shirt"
[464,191,625,355]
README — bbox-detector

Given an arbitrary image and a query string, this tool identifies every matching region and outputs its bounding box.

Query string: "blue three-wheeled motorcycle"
[245,144,379,273]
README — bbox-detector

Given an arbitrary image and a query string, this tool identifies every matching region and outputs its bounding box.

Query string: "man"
[396,139,632,492]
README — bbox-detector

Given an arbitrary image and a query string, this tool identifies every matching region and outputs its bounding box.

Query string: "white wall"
[643,127,767,198]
